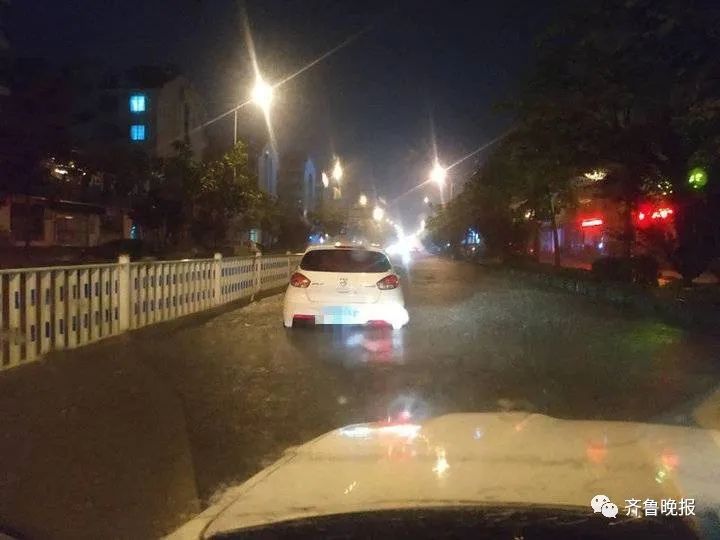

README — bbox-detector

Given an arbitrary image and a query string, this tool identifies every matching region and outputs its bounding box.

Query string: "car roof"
[303,243,386,254]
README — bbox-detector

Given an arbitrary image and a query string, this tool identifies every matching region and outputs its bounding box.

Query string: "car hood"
[166,413,720,539]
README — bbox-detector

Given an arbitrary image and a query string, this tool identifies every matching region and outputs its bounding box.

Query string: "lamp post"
[234,76,274,146]
[332,159,343,183]
[430,161,447,189]
[251,77,273,115]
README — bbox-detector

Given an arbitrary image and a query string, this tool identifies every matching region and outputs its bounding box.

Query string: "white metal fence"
[0,253,301,371]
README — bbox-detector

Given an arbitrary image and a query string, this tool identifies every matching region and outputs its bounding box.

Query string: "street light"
[359,194,368,207]
[373,206,384,222]
[332,159,343,182]
[430,161,447,188]
[321,172,329,188]
[423,196,430,204]
[251,77,273,114]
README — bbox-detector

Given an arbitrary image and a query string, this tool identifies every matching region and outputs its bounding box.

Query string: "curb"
[480,263,720,336]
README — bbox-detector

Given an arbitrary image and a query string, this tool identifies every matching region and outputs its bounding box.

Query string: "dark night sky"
[8,0,563,225]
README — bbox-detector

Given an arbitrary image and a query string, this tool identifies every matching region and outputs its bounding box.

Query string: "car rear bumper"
[283,299,409,329]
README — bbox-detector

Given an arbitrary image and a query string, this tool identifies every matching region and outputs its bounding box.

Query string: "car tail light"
[293,314,315,325]
[367,320,392,328]
[376,274,399,290]
[290,272,311,288]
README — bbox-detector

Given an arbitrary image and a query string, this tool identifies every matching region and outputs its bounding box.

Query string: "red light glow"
[661,450,679,470]
[651,207,673,220]
[586,441,608,464]
[636,204,674,227]
[581,218,603,228]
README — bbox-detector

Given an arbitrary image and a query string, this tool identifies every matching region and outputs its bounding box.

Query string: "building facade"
[0,195,131,247]
[125,75,208,158]
[257,142,279,196]
[277,153,320,216]
[69,66,209,160]
[0,0,9,98]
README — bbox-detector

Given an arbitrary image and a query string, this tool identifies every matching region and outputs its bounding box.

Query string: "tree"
[127,141,270,251]
[192,141,267,248]
[0,59,73,196]
[511,0,720,278]
[309,205,345,238]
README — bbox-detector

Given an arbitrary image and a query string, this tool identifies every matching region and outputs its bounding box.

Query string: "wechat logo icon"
[591,495,619,518]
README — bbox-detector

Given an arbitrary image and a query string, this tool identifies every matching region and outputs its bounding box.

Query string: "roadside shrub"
[708,258,720,282]
[503,252,536,268]
[632,255,659,287]
[591,257,633,283]
[591,256,659,286]
[672,243,713,286]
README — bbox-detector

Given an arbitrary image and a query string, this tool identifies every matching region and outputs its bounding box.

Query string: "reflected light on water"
[343,480,358,495]
[339,425,373,438]
[586,438,608,464]
[377,423,421,438]
[343,327,405,364]
[656,449,680,484]
[433,447,450,477]
[339,423,420,440]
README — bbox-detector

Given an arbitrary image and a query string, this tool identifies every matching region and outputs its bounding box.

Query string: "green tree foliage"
[0,59,73,195]
[129,141,273,249]
[309,205,346,237]
[517,0,720,276]
[432,0,720,279]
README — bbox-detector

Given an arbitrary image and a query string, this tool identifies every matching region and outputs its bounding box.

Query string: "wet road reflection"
[287,325,405,367]
[1,257,720,539]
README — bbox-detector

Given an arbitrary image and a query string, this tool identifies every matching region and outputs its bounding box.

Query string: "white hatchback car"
[283,245,409,329]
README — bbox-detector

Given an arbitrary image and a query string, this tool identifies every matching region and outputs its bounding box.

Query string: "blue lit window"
[130,124,146,141]
[129,94,146,113]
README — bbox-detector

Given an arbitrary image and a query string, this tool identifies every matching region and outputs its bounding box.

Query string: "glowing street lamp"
[332,159,343,182]
[373,206,384,222]
[430,161,447,188]
[321,172,329,188]
[423,196,430,204]
[358,193,368,207]
[251,77,273,114]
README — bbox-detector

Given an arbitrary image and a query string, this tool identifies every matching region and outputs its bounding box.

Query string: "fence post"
[117,255,131,332]
[213,253,222,306]
[253,252,262,299]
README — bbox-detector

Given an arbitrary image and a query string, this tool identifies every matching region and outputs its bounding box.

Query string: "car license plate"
[322,306,358,324]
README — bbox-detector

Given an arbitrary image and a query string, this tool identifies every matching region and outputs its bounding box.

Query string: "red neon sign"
[651,207,673,220]
[637,204,674,227]
[581,217,603,228]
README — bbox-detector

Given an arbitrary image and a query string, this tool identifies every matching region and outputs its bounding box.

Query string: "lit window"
[130,124,146,141]
[129,94,146,113]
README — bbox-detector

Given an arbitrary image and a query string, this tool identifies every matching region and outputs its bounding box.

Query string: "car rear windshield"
[300,249,391,273]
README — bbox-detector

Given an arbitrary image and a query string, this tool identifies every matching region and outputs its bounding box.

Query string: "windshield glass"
[300,249,391,273]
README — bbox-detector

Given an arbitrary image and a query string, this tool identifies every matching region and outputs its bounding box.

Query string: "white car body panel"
[282,245,409,329]
[166,412,720,539]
